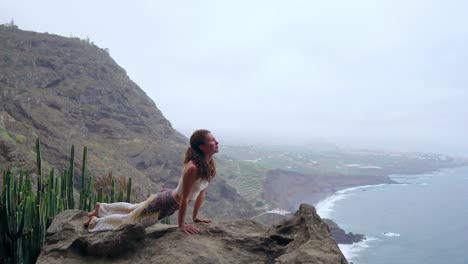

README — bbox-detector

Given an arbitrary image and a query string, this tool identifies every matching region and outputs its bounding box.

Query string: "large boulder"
[37,204,348,264]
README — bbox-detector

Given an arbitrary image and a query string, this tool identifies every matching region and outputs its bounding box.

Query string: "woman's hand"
[180,224,199,235]
[193,217,211,223]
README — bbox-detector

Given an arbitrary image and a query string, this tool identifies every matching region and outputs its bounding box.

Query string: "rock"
[37,204,348,264]
[251,212,290,226]
[269,204,348,264]
[39,210,146,259]
[323,219,365,244]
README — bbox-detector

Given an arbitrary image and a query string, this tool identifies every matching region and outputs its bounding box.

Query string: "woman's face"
[200,133,219,156]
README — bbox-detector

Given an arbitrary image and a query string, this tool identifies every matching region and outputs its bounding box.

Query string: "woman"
[84,129,219,235]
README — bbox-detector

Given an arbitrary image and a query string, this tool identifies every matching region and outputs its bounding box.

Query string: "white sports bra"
[174,162,209,201]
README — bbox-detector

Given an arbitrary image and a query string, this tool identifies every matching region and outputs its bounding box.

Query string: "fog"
[1,0,467,155]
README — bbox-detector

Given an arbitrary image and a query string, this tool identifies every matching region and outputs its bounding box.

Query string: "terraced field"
[217,156,267,206]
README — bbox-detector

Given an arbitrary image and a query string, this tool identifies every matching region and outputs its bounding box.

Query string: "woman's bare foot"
[83,217,92,227]
[87,202,101,218]
[83,216,98,229]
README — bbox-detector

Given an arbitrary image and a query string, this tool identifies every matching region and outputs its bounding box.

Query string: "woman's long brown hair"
[183,129,216,182]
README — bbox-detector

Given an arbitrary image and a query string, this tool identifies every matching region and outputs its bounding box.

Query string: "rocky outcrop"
[0,25,255,219]
[37,204,348,264]
[323,219,365,244]
[253,213,365,245]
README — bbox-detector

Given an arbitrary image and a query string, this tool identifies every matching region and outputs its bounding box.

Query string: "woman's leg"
[139,190,179,227]
[96,201,146,217]
[88,205,147,232]
[87,191,178,232]
[87,195,158,232]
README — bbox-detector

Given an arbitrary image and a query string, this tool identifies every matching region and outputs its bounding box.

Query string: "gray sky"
[1,0,468,155]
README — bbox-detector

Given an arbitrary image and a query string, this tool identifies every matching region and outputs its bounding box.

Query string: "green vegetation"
[0,120,14,142]
[219,158,267,205]
[0,139,138,264]
[12,134,25,144]
[0,119,25,144]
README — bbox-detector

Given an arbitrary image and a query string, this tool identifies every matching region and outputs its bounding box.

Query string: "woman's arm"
[192,189,211,223]
[178,163,200,235]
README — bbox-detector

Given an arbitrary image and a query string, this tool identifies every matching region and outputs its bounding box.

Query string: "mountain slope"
[0,25,255,219]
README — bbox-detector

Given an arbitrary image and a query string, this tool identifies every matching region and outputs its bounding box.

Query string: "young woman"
[84,129,219,235]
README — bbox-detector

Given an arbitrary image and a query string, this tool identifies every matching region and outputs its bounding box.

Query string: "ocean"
[316,166,468,264]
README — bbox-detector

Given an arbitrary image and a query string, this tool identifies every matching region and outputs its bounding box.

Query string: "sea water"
[316,166,468,264]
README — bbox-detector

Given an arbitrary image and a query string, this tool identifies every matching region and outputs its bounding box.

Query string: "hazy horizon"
[1,1,467,156]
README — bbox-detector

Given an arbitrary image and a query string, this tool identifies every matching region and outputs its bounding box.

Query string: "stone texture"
[37,204,348,264]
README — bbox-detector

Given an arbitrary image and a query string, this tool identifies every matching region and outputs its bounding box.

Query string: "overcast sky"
[1,1,467,155]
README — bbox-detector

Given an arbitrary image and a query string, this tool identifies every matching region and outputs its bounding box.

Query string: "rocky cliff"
[0,25,254,219]
[37,204,348,264]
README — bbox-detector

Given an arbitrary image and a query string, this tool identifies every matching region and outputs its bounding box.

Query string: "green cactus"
[97,187,102,203]
[110,178,115,203]
[126,177,132,203]
[81,146,87,189]
[36,138,42,194]
[79,189,84,210]
[161,216,171,225]
[1,141,138,263]
[68,145,75,209]
[118,190,123,202]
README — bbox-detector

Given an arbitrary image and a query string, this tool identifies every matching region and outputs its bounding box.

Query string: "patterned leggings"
[88,189,179,233]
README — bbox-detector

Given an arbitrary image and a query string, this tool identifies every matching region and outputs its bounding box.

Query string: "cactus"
[161,216,171,225]
[110,178,115,203]
[81,146,87,189]
[36,138,42,193]
[68,145,75,209]
[79,190,84,210]
[126,177,132,203]
[0,141,138,263]
[97,187,103,203]
[118,190,123,202]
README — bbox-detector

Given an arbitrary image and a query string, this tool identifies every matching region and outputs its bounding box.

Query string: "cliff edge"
[37,204,348,264]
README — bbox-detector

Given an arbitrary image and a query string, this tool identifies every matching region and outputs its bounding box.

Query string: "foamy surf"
[266,208,291,215]
[339,237,378,264]
[316,184,390,219]
[383,232,400,237]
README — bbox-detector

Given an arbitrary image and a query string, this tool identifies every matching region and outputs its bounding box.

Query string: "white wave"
[316,193,349,219]
[383,232,400,237]
[267,208,291,215]
[339,237,378,263]
[336,183,390,194]
[419,183,428,186]
[359,165,382,169]
[316,184,390,218]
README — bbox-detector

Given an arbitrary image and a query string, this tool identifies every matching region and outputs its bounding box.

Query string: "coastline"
[262,162,467,212]
[262,169,396,212]
[315,183,392,218]
[314,165,468,263]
